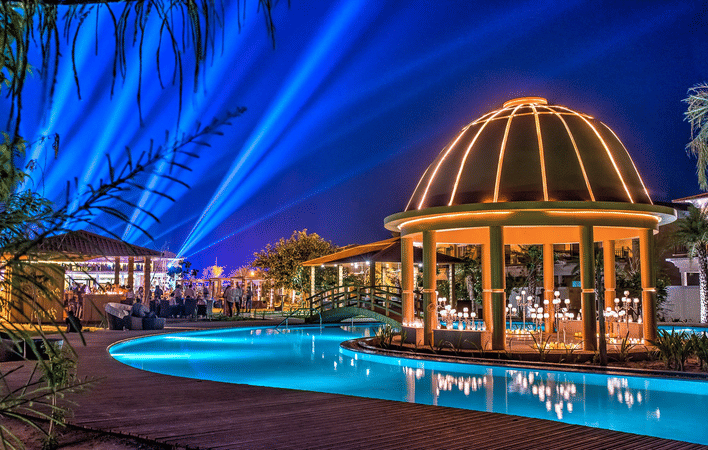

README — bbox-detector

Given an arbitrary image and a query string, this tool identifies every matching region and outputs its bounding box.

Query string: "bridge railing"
[306,285,412,320]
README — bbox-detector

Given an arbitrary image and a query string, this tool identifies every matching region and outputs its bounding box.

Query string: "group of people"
[222,283,253,317]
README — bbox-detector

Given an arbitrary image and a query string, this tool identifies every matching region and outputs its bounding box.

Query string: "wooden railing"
[274,285,422,328]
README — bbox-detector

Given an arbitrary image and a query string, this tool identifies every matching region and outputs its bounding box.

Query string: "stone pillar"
[423,230,437,346]
[640,228,657,342]
[543,243,555,333]
[338,265,343,289]
[114,257,120,286]
[401,237,415,324]
[310,266,316,297]
[580,226,597,351]
[127,257,135,290]
[143,257,151,304]
[489,226,505,351]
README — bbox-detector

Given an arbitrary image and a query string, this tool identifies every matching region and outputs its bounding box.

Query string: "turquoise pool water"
[659,324,708,335]
[110,325,708,444]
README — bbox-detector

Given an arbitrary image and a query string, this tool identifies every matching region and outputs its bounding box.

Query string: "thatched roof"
[37,230,163,259]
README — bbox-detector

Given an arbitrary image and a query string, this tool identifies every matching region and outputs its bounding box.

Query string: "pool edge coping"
[342,337,708,381]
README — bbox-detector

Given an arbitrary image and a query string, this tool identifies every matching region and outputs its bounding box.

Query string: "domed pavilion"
[384,97,676,351]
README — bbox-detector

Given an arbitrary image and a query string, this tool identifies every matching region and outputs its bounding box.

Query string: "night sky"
[10,0,708,272]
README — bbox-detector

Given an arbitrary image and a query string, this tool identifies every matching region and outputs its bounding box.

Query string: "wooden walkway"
[4,320,707,449]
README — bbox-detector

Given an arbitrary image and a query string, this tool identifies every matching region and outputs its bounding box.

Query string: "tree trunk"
[699,246,708,323]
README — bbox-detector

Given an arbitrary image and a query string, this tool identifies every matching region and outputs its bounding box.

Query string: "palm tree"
[685,83,708,189]
[674,205,708,323]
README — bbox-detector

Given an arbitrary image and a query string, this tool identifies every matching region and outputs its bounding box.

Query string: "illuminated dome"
[406,97,652,210]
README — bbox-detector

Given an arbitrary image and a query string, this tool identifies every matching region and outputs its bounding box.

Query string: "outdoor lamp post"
[516,294,522,328]
[553,292,561,340]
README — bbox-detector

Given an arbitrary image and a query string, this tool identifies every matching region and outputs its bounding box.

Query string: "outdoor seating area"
[104,302,166,331]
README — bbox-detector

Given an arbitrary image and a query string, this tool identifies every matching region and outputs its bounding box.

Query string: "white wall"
[664,286,700,322]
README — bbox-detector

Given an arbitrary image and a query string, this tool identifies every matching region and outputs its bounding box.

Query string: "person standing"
[245,286,253,313]
[173,284,184,317]
[184,283,196,301]
[233,283,243,316]
[154,284,163,300]
[223,284,233,317]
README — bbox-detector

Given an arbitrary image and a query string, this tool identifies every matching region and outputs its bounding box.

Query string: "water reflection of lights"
[607,377,643,409]
[507,370,577,420]
[433,373,488,398]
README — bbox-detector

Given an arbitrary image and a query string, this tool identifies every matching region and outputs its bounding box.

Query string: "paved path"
[4,320,707,449]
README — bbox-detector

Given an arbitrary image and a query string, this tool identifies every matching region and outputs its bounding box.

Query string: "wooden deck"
[4,320,707,449]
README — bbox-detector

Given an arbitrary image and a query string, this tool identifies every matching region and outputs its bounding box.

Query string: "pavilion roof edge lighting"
[385,200,676,232]
[405,97,655,211]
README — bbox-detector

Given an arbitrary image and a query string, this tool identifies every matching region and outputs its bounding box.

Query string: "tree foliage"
[1,0,281,446]
[685,83,708,190]
[673,205,708,323]
[251,230,338,292]
[1,0,280,138]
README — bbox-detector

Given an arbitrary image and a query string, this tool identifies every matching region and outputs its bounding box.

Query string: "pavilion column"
[114,257,120,286]
[489,226,505,351]
[580,226,597,351]
[401,237,415,325]
[143,257,151,304]
[422,230,437,346]
[640,228,657,342]
[603,240,616,310]
[310,266,316,297]
[127,257,134,289]
[482,239,492,332]
[543,243,555,333]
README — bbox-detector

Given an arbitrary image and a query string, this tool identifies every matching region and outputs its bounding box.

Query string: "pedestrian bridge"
[277,285,422,329]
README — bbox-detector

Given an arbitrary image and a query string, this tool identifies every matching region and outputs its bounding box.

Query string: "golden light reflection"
[397,211,512,230]
[493,105,520,202]
[450,107,508,206]
[545,106,596,201]
[555,105,634,203]
[418,125,470,210]
[531,104,549,201]
[601,122,653,205]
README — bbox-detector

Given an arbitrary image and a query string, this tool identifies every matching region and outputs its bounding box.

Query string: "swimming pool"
[110,325,708,444]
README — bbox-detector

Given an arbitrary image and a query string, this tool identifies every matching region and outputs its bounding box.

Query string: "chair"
[184,298,197,318]
[159,300,171,318]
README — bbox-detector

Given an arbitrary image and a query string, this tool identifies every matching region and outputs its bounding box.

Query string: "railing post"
[385,288,390,317]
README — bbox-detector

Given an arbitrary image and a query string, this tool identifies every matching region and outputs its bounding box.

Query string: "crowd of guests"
[64,280,257,327]
[221,283,253,317]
